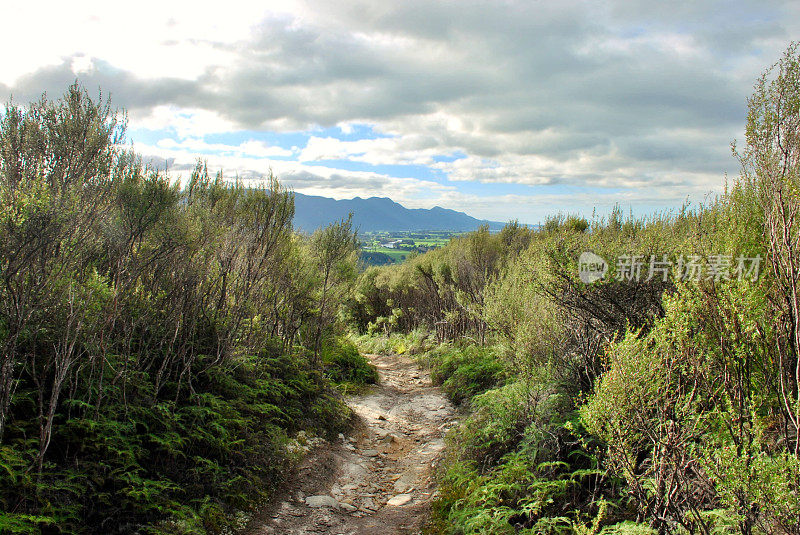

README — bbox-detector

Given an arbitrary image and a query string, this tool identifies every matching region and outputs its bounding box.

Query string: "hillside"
[293,193,505,233]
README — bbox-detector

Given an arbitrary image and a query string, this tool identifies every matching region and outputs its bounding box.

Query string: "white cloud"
[298,134,451,166]
[133,106,238,138]
[3,0,798,220]
[155,138,293,158]
[134,141,454,202]
[70,55,95,75]
[0,0,295,85]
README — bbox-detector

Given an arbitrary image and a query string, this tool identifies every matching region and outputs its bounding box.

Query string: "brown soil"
[243,352,457,535]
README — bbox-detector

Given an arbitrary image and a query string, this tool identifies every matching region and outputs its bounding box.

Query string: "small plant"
[321,338,379,387]
[426,344,505,405]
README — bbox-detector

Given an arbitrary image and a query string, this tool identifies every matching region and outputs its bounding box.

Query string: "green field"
[362,246,410,262]
[358,231,461,265]
[410,237,451,247]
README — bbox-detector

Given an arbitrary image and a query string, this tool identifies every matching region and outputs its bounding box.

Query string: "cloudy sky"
[2,1,797,224]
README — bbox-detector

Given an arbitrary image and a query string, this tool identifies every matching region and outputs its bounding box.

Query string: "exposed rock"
[379,434,397,444]
[305,495,340,509]
[387,494,413,506]
[340,502,357,512]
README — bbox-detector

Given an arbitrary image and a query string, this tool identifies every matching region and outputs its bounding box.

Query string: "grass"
[361,246,409,262]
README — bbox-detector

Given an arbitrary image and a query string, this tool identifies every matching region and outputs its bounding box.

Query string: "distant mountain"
[292,193,505,233]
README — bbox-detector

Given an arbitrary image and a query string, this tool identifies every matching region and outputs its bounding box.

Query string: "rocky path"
[245,352,457,534]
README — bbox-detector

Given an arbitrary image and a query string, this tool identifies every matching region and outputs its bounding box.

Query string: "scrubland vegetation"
[346,45,800,534]
[3,40,800,535]
[0,85,375,533]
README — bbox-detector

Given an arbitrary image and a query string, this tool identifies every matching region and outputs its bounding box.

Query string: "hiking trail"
[245,352,457,534]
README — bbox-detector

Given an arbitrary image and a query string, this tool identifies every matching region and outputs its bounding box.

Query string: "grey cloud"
[4,0,798,194]
[278,169,393,191]
[141,155,178,172]
[0,59,200,114]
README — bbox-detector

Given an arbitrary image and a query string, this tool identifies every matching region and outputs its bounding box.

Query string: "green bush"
[321,338,378,386]
[0,85,358,534]
[427,344,505,405]
[350,329,436,357]
[433,446,582,535]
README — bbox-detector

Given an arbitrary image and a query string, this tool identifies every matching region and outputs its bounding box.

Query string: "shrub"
[426,344,506,405]
[321,338,378,386]
[0,85,358,533]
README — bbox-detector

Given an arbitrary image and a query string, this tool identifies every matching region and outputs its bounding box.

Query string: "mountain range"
[292,193,505,233]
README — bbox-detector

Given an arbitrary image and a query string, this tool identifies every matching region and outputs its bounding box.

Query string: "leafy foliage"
[321,338,378,387]
[354,44,800,535]
[0,85,360,533]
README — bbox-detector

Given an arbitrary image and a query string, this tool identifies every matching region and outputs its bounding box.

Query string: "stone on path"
[305,495,340,509]
[387,494,413,506]
[340,502,357,512]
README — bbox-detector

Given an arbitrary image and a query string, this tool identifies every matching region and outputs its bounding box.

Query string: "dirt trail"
[246,353,457,534]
